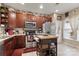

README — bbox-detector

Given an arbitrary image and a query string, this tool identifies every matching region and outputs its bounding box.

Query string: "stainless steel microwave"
[25,21,36,30]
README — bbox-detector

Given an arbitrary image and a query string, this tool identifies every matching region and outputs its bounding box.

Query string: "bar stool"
[48,42,57,56]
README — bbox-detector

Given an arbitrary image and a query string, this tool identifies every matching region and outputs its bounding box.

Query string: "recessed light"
[40,4,43,9]
[21,3,24,5]
[55,10,59,12]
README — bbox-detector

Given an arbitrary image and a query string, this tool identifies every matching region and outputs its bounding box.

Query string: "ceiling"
[4,3,79,14]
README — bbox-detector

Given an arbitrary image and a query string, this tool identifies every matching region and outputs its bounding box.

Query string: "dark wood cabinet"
[16,13,26,28]
[8,12,16,28]
[15,12,52,28]
[0,42,4,56]
[4,41,14,56]
[15,35,26,49]
[2,35,26,56]
[8,12,52,28]
[3,37,15,56]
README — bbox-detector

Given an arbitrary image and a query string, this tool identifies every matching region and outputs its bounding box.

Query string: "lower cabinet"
[0,42,4,56]
[2,35,26,56]
[3,37,15,56]
[3,41,14,56]
[15,35,26,49]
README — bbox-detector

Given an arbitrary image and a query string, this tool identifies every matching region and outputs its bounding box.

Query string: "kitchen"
[0,3,79,56]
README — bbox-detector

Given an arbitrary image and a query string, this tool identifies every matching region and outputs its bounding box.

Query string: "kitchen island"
[35,35,58,56]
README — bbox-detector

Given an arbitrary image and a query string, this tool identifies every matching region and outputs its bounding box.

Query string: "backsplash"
[14,28,25,34]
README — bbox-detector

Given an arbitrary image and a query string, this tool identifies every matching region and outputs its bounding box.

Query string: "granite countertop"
[0,34,25,42]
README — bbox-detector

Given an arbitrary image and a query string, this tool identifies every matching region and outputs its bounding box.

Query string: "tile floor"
[22,51,37,56]
[58,43,79,56]
[22,43,79,56]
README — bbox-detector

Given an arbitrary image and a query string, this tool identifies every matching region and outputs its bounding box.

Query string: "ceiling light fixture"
[21,3,24,5]
[40,4,43,9]
[55,10,59,12]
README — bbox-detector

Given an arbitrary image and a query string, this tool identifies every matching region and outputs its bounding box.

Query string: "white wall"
[51,14,63,43]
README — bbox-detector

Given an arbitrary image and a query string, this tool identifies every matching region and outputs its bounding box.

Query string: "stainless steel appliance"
[24,21,37,43]
[24,21,36,31]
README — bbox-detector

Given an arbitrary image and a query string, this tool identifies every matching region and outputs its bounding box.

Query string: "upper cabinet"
[25,15,49,28]
[33,16,45,28]
[16,12,26,28]
[8,12,16,28]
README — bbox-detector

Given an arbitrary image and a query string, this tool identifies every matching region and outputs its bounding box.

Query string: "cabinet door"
[16,35,26,48]
[3,37,15,56]
[8,12,16,28]
[16,13,26,28]
[18,36,26,48]
[0,42,4,56]
[3,41,14,56]
[12,37,17,49]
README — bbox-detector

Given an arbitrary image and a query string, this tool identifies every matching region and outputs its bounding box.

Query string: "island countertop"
[0,34,25,42]
[36,35,58,40]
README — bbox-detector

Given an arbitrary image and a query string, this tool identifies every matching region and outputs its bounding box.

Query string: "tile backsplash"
[14,28,25,34]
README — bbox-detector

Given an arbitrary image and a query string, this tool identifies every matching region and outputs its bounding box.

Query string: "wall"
[51,13,64,43]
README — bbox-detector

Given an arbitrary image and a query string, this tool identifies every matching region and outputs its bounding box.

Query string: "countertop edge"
[0,34,25,42]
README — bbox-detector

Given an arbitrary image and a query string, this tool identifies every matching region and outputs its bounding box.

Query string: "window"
[63,19,73,40]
